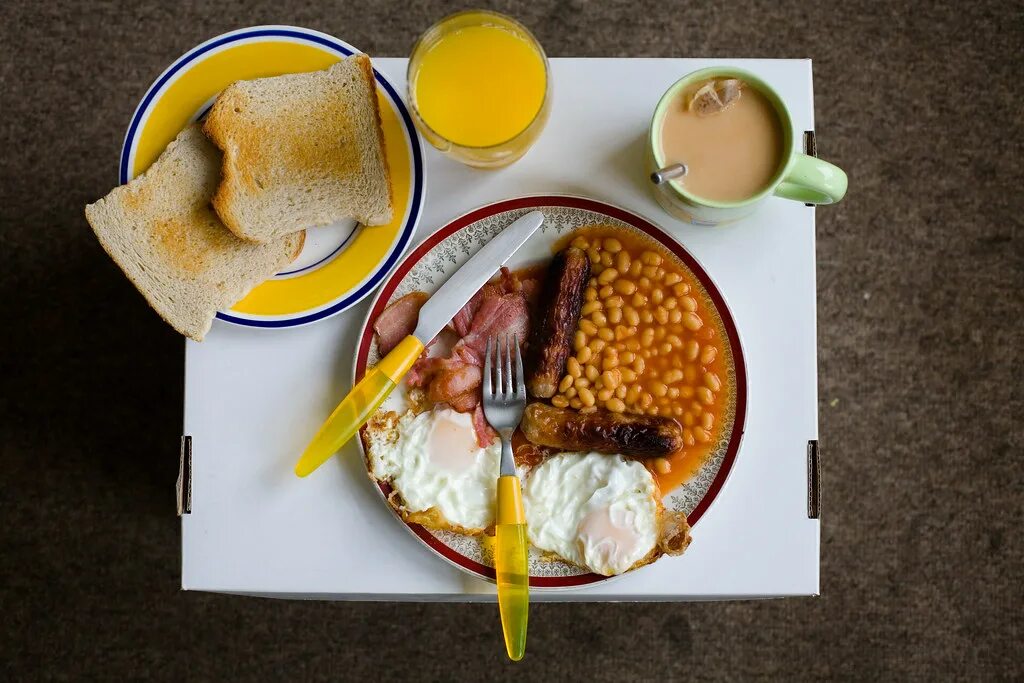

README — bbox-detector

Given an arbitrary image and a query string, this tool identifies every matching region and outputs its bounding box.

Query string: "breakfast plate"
[355,195,747,589]
[120,25,424,328]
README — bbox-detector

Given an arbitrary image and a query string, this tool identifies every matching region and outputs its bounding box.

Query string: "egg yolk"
[427,415,480,472]
[577,506,640,571]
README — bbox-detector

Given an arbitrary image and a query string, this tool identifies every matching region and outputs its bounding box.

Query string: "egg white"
[523,452,660,576]
[365,408,500,532]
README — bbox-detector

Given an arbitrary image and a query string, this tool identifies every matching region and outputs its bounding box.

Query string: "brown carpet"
[1,0,1021,679]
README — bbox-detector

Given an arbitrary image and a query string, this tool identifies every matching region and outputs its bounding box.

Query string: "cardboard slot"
[803,131,817,207]
[807,439,820,519]
[177,435,192,516]
[803,130,817,157]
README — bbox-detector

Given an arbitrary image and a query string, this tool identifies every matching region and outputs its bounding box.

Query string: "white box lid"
[182,57,821,600]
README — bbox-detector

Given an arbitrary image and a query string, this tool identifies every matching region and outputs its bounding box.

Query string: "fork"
[482,334,529,662]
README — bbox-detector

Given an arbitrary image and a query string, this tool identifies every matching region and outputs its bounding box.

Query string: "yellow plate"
[120,26,425,328]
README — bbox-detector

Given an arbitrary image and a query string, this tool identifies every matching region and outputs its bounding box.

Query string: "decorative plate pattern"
[120,25,424,328]
[356,196,747,589]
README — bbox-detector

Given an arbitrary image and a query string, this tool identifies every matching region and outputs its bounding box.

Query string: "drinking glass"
[407,10,551,169]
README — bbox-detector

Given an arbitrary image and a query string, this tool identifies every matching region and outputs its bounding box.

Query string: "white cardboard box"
[181,58,821,600]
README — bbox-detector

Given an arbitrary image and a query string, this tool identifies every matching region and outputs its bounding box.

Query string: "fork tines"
[483,334,525,399]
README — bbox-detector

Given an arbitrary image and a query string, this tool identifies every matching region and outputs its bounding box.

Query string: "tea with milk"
[659,79,784,202]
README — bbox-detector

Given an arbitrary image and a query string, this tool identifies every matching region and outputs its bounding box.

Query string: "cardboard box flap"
[803,130,816,207]
[807,439,820,519]
[177,435,192,516]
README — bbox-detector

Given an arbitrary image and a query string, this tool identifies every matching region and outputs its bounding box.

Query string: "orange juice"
[409,11,550,167]
[414,25,545,147]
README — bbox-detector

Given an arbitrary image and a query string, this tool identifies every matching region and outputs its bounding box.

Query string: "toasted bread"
[85,124,304,341]
[204,55,393,242]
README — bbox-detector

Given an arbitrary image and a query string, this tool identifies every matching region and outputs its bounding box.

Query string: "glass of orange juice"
[408,10,551,168]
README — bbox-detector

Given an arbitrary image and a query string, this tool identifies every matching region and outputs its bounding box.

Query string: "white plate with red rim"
[354,195,748,589]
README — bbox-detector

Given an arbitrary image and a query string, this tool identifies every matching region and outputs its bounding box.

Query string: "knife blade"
[412,210,544,344]
[294,210,545,477]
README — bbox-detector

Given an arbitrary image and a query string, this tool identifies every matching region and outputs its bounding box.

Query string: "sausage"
[520,403,685,458]
[525,247,591,397]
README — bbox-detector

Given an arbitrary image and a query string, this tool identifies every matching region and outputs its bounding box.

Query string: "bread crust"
[356,54,394,225]
[203,87,250,241]
[289,230,306,261]
[203,55,394,242]
[86,197,207,340]
[84,124,304,341]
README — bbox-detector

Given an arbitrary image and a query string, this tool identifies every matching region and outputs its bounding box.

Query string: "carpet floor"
[1,0,1020,679]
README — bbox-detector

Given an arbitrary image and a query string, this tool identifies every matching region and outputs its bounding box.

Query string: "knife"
[294,210,545,477]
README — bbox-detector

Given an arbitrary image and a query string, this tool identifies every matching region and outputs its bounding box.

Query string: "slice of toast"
[85,124,305,341]
[204,55,393,242]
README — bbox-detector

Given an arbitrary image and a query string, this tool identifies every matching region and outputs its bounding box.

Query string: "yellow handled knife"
[294,210,545,478]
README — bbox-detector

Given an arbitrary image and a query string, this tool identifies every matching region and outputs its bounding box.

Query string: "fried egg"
[364,407,500,533]
[523,452,690,576]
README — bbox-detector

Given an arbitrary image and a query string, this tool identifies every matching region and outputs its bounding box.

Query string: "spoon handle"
[651,163,688,185]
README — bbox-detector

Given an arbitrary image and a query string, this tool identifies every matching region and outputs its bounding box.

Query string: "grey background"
[1,0,1021,679]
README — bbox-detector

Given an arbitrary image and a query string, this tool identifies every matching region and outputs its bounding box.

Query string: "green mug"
[648,67,848,226]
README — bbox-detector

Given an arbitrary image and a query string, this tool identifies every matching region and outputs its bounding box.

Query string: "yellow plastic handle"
[294,336,424,477]
[495,475,529,661]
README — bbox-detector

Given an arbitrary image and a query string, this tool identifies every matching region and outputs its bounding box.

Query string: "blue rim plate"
[120,26,425,329]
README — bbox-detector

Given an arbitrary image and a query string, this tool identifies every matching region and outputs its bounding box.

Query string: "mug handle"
[775,154,848,205]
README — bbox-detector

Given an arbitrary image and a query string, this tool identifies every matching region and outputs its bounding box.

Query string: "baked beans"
[551,228,730,490]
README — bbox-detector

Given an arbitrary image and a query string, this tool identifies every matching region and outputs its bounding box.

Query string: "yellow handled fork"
[482,334,529,661]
